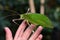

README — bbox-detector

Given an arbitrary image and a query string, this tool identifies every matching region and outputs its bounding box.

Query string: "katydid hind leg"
[26,20,31,26]
[26,20,35,33]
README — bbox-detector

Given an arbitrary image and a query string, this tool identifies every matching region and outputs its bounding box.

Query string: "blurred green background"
[0,0,60,40]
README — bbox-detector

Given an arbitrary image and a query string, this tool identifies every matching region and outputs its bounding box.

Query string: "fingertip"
[23,20,27,24]
[19,20,27,26]
[4,27,13,40]
[4,27,12,34]
[4,27,9,29]
[30,24,36,28]
[4,27,9,31]
[38,26,43,30]
[4,27,12,35]
[39,34,43,39]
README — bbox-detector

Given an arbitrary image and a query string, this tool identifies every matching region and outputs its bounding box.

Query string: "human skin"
[4,20,43,40]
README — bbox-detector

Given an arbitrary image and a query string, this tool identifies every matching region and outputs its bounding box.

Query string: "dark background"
[0,0,60,40]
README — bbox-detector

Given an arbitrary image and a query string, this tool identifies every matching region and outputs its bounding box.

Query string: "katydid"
[12,13,54,29]
[3,9,54,29]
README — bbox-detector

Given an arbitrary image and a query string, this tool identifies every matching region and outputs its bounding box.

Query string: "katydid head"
[20,13,28,19]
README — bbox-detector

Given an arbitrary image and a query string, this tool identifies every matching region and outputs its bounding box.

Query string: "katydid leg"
[12,19,23,25]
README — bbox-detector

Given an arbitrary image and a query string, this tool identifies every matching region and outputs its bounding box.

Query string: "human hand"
[4,20,43,40]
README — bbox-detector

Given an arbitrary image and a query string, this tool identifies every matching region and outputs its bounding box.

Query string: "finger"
[29,26,43,40]
[4,27,13,40]
[14,20,27,40]
[36,34,43,40]
[22,24,35,40]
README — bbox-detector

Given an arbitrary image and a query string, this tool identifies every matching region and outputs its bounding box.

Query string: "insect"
[13,13,54,29]
[4,9,53,29]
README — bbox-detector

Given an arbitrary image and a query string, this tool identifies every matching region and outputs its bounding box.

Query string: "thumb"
[4,27,13,40]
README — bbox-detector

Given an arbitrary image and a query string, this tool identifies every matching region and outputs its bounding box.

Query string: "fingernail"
[39,26,43,30]
[39,34,43,39]
[4,27,9,30]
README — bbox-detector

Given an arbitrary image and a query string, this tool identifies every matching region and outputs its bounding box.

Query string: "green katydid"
[3,9,54,30]
[12,13,54,29]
